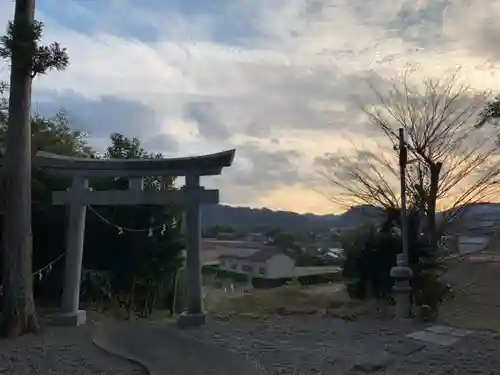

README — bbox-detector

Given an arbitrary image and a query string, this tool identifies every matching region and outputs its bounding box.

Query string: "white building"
[218,247,296,279]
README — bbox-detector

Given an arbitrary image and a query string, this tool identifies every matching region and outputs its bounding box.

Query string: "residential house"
[201,239,262,264]
[218,246,296,279]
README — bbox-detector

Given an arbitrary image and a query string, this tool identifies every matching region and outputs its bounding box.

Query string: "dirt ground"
[439,249,500,332]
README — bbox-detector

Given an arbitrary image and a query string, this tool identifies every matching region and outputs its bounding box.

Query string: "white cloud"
[1,0,500,213]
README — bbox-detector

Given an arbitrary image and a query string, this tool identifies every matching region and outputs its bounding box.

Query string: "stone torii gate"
[35,149,236,327]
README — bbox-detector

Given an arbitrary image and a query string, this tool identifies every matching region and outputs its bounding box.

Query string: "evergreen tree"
[0,0,68,336]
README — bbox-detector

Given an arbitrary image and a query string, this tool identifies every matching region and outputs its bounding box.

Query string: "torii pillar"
[59,175,89,326]
[179,173,205,327]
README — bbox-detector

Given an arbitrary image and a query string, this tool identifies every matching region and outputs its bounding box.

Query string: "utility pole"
[390,127,413,319]
[1,0,39,336]
[398,128,410,265]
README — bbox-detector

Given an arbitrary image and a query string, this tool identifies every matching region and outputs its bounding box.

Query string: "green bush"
[251,277,289,289]
[409,238,447,313]
[216,269,249,283]
[201,264,220,276]
[342,208,447,316]
[80,269,113,304]
[342,224,399,300]
[345,278,366,299]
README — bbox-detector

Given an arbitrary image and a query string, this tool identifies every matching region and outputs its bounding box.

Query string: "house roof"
[248,248,284,262]
[203,239,266,250]
[201,239,270,263]
[218,246,284,262]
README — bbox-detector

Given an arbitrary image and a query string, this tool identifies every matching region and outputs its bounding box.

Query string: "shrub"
[342,226,399,300]
[346,278,366,299]
[409,236,447,313]
[80,269,113,305]
[342,208,448,317]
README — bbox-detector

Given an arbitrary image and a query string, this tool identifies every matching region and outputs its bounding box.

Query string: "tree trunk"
[427,163,442,257]
[0,0,39,337]
[127,278,137,320]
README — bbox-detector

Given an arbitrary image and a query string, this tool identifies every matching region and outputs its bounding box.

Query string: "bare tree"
[318,71,500,250]
[0,0,68,337]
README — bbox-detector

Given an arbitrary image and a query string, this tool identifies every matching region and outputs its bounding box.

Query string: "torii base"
[177,311,206,328]
[52,309,87,326]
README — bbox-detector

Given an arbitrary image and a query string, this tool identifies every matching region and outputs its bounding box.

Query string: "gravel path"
[7,317,497,375]
[94,321,263,375]
[182,316,500,375]
[0,325,146,375]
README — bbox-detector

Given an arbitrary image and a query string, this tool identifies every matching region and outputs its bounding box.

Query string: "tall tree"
[95,133,183,317]
[477,96,500,137]
[318,72,500,252]
[0,81,7,123]
[0,0,68,336]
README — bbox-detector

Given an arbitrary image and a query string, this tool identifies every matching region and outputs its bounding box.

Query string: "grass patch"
[204,282,395,321]
[36,301,177,325]
[438,248,500,333]
[295,266,341,276]
[37,303,131,324]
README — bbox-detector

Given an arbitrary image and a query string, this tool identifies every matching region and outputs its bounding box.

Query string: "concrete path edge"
[92,323,152,375]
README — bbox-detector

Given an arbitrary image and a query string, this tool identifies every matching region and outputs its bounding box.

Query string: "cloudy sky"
[1,0,500,214]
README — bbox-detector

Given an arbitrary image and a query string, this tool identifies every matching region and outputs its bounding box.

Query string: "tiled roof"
[203,239,268,249]
[218,248,261,259]
[201,239,269,263]
[247,247,284,262]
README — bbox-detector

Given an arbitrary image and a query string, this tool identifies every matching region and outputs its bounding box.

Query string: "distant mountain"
[441,202,500,235]
[202,202,500,235]
[334,205,384,228]
[201,204,382,233]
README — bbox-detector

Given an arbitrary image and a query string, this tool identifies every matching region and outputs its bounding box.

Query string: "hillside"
[201,204,383,233]
[442,202,500,235]
[202,203,500,235]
